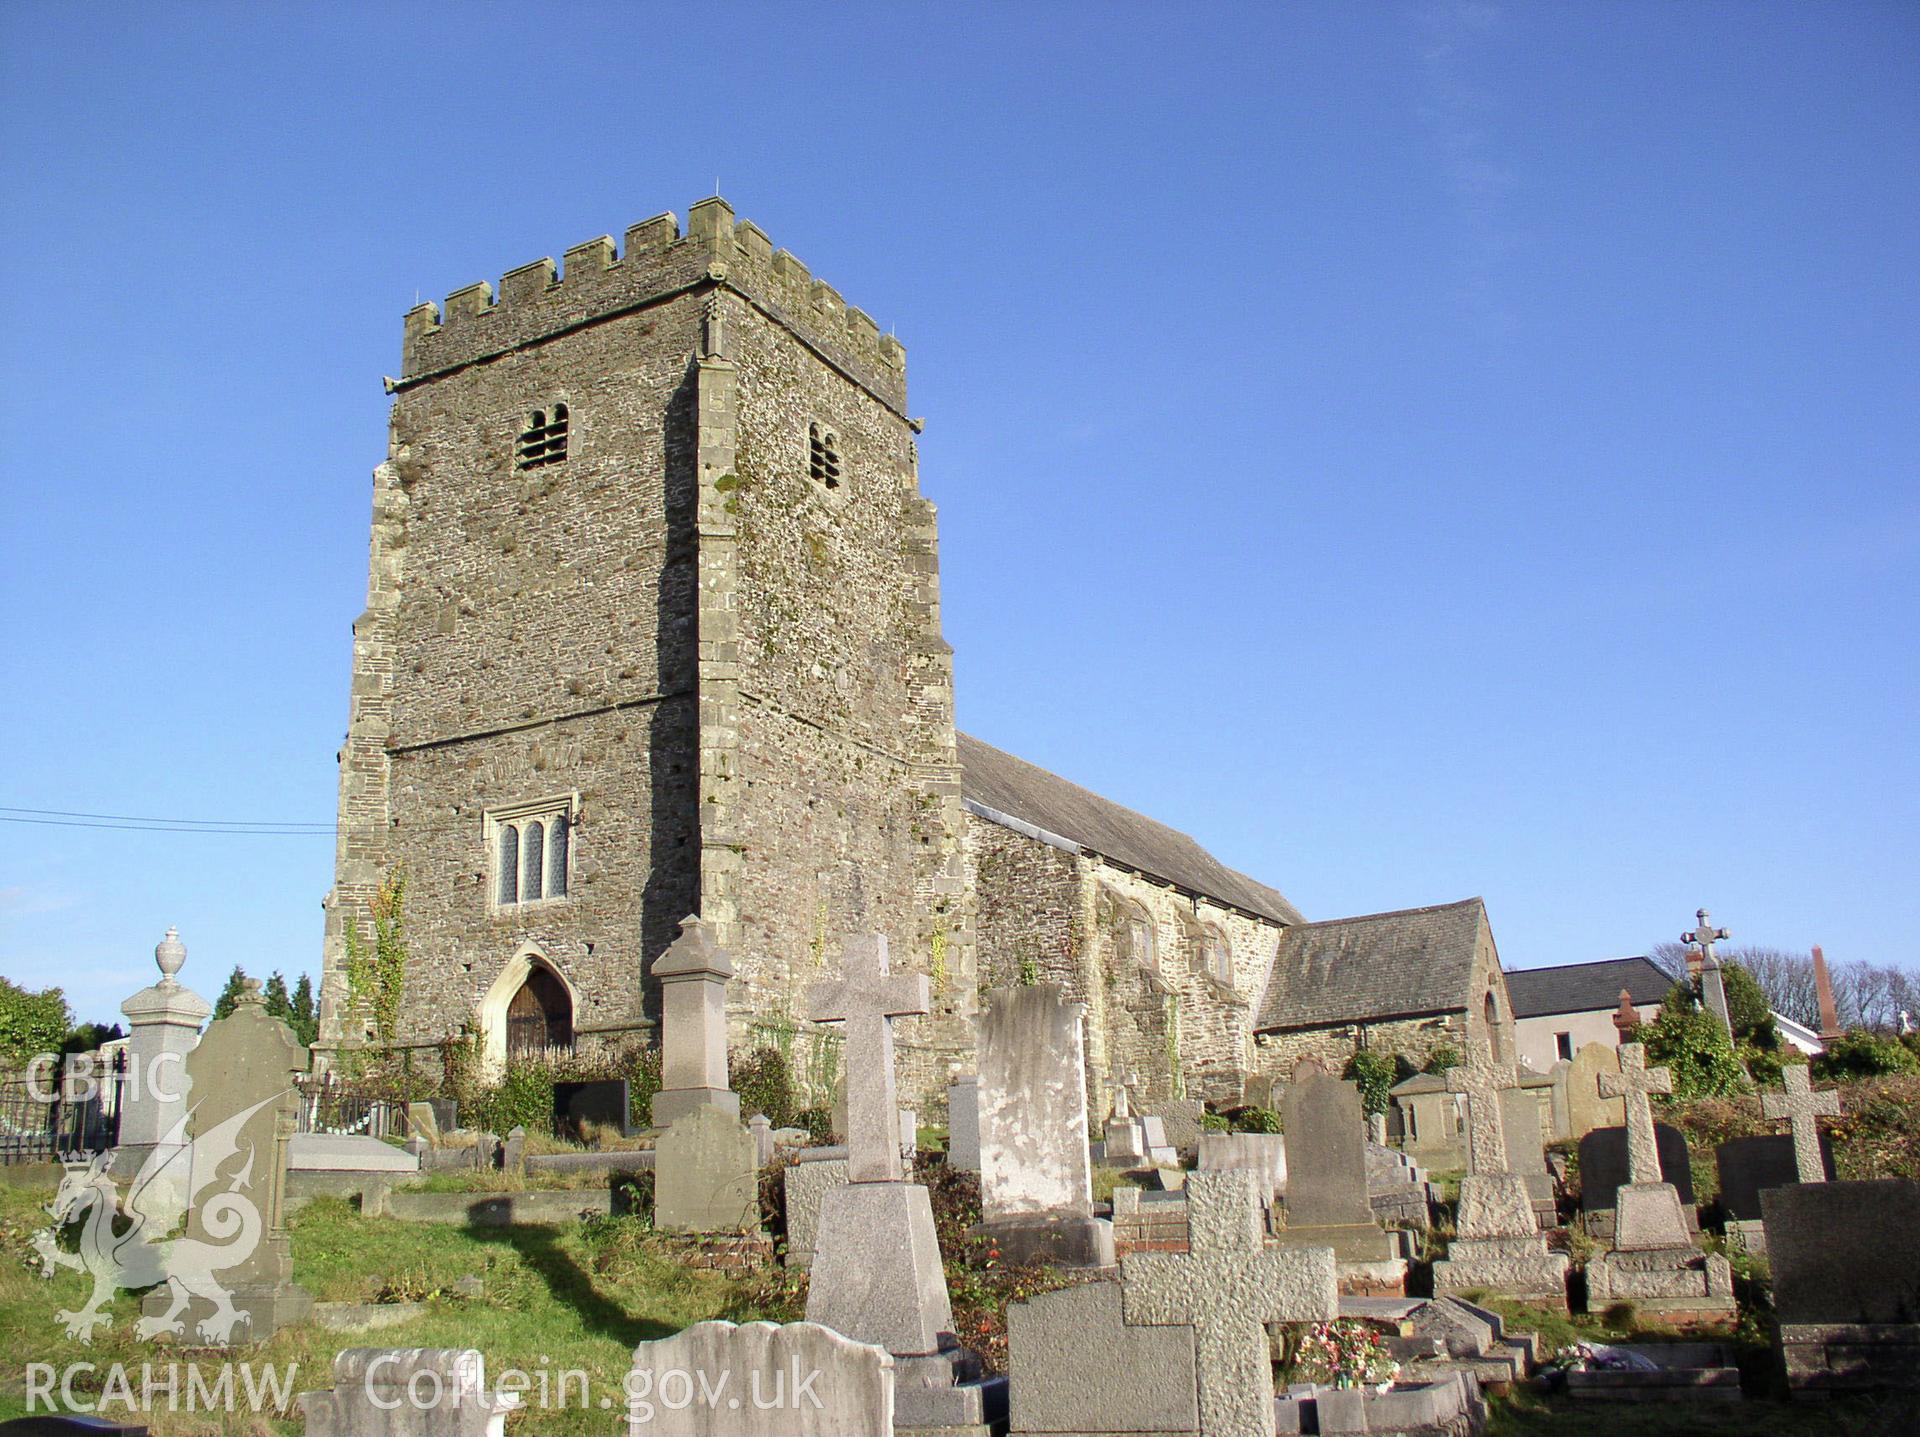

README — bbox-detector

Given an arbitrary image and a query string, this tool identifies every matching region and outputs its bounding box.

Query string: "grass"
[0,1183,797,1436]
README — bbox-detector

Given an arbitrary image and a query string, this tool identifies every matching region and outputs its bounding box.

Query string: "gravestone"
[804,935,996,1429]
[649,915,739,1125]
[1148,1098,1206,1159]
[1717,1134,1835,1221]
[625,1320,894,1436]
[1137,1114,1179,1167]
[978,983,1109,1266]
[749,1113,773,1167]
[111,928,212,1224]
[1389,1073,1464,1170]
[300,1348,517,1437]
[1564,1042,1625,1141]
[1761,1066,1841,1184]
[138,980,312,1343]
[1586,1044,1731,1316]
[1197,1132,1287,1197]
[406,1100,442,1145]
[782,1152,849,1269]
[1498,1086,1554,1217]
[1545,1058,1573,1141]
[1122,1170,1338,1437]
[946,1074,980,1171]
[1432,1053,1568,1306]
[1007,1281,1198,1436]
[655,1105,759,1233]
[1597,1044,1690,1251]
[1579,1124,1694,1211]
[1763,1179,1920,1395]
[1276,1061,1393,1265]
[553,1078,630,1139]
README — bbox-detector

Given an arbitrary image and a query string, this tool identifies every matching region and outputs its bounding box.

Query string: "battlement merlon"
[395,197,909,416]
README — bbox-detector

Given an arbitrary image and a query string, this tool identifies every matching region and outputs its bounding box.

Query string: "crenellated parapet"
[399,197,908,413]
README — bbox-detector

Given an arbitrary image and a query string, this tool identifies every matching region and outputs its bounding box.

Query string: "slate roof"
[1503,957,1676,1019]
[1253,898,1489,1032]
[956,732,1304,925]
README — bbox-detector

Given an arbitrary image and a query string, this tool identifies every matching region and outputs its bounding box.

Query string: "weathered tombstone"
[499,1126,525,1175]
[299,1348,517,1437]
[1148,1098,1206,1159]
[138,979,312,1343]
[111,928,212,1223]
[946,1074,980,1171]
[898,1107,917,1163]
[1197,1132,1287,1197]
[1761,1065,1841,1184]
[655,1105,759,1233]
[1275,1061,1394,1266]
[1586,1044,1732,1317]
[1137,1114,1179,1167]
[1431,1052,1568,1306]
[1498,1086,1554,1218]
[554,1077,630,1139]
[625,1320,895,1436]
[649,915,739,1125]
[1122,1170,1338,1437]
[781,1151,849,1269]
[1389,1072,1465,1169]
[1763,1179,1920,1394]
[1579,1124,1694,1212]
[1564,1042,1625,1141]
[804,935,996,1429]
[1545,1058,1573,1141]
[748,1113,774,1167]
[1007,1281,1198,1436]
[406,1100,442,1145]
[978,983,1109,1266]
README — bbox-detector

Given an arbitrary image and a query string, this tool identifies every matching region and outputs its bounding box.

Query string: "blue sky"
[2,2,1914,1026]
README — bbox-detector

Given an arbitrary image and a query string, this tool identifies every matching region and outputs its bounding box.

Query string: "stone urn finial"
[237,976,265,1006]
[154,927,186,988]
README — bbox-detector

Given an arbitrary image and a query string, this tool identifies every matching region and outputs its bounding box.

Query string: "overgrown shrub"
[1219,1104,1283,1134]
[1342,1052,1397,1117]
[1815,1030,1920,1081]
[733,1045,799,1128]
[793,1106,833,1144]
[1643,986,1747,1099]
[470,1059,558,1135]
[1423,1045,1460,1075]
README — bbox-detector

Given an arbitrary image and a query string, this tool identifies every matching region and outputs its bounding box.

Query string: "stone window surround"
[515,401,571,471]
[486,793,578,912]
[806,420,843,493]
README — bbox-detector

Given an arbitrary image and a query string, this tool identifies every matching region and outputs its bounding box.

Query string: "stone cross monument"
[807,933,928,1183]
[1611,988,1642,1040]
[112,928,212,1220]
[1598,1042,1690,1250]
[804,935,989,1430]
[1122,1170,1337,1437]
[1683,907,1734,1037]
[1762,1065,1840,1184]
[1434,1051,1569,1303]
[648,915,739,1125]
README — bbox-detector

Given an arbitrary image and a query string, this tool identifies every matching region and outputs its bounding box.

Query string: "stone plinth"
[806,1181,953,1358]
[1587,1246,1735,1319]
[649,916,740,1125]
[110,928,212,1222]
[655,1105,759,1233]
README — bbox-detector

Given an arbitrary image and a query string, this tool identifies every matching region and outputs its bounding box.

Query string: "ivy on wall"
[343,864,409,1046]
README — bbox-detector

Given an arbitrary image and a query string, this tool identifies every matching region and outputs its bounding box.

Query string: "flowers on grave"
[1292,1319,1400,1390]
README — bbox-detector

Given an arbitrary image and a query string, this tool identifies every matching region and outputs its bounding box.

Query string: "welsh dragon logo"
[32,1092,283,1343]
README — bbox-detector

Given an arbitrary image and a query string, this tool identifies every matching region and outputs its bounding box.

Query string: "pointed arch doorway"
[478,947,577,1074]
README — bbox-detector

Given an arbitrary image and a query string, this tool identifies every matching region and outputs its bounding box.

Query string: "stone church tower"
[320,199,977,1100]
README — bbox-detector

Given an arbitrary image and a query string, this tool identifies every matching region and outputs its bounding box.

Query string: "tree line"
[1649,942,1918,1033]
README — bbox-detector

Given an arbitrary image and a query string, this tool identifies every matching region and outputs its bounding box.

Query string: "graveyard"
[3,920,1918,1437]
[4,10,1917,1432]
